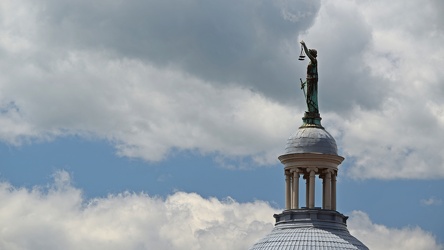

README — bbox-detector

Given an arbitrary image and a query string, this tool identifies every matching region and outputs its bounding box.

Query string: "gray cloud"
[0,0,444,178]
[301,0,385,114]
[0,50,299,163]
[30,0,321,103]
[320,0,444,179]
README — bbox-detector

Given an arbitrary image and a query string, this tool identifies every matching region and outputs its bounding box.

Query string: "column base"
[274,209,348,228]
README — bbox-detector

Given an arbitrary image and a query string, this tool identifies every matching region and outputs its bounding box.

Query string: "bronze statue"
[299,40,321,126]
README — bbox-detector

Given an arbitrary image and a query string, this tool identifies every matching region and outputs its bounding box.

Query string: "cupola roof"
[284,127,338,155]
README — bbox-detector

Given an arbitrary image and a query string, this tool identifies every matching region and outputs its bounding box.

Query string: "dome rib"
[250,220,368,250]
[248,189,369,249]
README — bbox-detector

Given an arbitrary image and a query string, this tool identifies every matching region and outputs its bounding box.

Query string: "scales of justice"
[298,40,322,127]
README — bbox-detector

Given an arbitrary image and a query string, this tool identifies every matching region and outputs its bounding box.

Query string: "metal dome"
[249,224,368,250]
[284,127,338,155]
[249,210,369,250]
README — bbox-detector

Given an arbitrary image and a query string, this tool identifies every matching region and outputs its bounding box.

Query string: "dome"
[284,127,338,155]
[249,210,369,250]
[249,223,368,250]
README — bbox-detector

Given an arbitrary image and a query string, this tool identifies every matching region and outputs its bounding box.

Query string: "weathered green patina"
[300,40,322,127]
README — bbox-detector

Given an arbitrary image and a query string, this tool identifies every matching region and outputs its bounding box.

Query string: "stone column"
[285,172,291,210]
[292,170,299,209]
[322,173,326,208]
[305,174,309,208]
[308,168,316,208]
[331,172,337,210]
[324,170,332,210]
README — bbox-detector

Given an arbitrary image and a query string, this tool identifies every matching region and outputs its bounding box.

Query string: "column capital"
[290,168,301,174]
[320,169,333,179]
[322,168,334,174]
[307,167,318,173]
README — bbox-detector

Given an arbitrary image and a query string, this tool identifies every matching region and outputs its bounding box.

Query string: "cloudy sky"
[0,0,443,249]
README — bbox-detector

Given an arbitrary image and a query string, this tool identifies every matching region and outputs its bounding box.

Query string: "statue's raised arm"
[300,40,317,63]
[299,40,321,126]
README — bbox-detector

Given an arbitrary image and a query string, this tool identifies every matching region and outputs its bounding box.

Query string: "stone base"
[274,209,348,230]
[301,112,323,128]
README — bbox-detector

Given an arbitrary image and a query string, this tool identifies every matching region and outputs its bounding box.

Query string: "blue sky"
[0,0,443,249]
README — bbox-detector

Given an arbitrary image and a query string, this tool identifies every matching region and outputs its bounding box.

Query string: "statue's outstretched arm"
[300,40,315,62]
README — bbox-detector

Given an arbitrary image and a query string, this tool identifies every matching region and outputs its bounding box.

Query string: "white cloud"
[1,0,444,179]
[420,197,443,206]
[0,171,277,250]
[0,0,320,102]
[303,0,444,179]
[349,211,443,250]
[0,171,441,250]
[0,0,305,165]
[0,50,298,164]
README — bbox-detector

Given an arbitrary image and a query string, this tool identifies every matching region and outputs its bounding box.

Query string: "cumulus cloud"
[0,50,298,163]
[0,0,444,178]
[1,0,320,101]
[0,171,277,250]
[0,171,441,250]
[302,0,444,179]
[348,211,443,250]
[0,0,306,165]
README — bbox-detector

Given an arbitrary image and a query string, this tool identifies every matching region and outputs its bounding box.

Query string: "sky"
[0,0,443,249]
